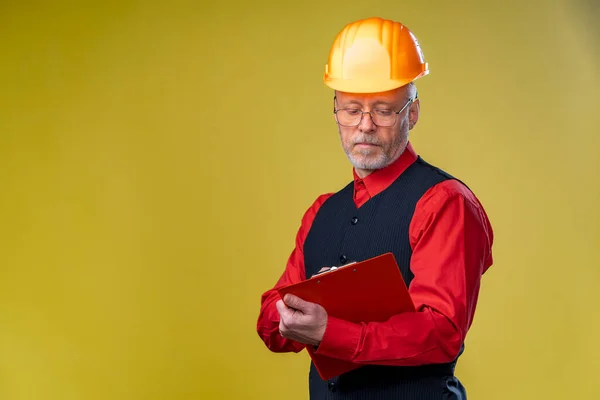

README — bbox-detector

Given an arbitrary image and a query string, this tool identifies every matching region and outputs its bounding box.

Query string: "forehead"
[336,87,403,105]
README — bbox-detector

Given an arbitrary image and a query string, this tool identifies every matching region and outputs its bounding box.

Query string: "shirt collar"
[352,141,418,198]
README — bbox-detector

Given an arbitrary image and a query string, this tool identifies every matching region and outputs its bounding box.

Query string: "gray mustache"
[352,137,381,146]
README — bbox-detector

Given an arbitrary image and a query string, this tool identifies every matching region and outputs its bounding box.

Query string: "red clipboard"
[277,253,415,380]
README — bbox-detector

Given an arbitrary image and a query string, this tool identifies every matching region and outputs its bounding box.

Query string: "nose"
[358,112,376,133]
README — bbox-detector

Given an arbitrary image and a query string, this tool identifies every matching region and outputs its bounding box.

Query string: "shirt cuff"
[315,316,362,361]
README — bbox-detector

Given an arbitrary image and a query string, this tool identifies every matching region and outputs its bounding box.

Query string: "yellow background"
[0,1,598,399]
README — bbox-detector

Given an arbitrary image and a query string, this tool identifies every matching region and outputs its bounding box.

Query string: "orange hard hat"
[323,17,429,93]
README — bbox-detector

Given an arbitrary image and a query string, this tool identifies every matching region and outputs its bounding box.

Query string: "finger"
[279,313,292,337]
[283,294,312,311]
[275,299,289,317]
[278,319,287,336]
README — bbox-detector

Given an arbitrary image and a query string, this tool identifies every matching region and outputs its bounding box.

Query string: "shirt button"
[340,255,348,264]
[351,216,359,225]
[328,381,337,392]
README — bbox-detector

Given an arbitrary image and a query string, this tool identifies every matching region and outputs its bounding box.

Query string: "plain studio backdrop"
[0,1,598,399]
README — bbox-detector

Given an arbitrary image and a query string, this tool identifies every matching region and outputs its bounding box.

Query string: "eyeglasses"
[333,97,413,127]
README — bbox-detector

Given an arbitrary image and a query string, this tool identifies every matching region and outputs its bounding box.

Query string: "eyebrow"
[340,99,395,107]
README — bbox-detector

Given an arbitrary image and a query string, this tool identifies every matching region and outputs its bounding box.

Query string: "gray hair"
[406,82,418,100]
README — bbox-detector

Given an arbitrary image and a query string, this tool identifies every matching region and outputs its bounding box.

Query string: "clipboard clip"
[312,261,357,277]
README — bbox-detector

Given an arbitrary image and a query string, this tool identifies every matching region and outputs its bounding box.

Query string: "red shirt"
[256,142,494,367]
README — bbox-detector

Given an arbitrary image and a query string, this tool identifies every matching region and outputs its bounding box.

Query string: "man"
[256,16,494,399]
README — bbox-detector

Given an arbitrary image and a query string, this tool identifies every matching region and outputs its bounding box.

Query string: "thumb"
[283,294,310,311]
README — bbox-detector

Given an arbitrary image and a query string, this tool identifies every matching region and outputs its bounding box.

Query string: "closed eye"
[374,109,393,117]
[344,109,362,116]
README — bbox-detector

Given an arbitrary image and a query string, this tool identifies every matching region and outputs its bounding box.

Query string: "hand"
[276,294,328,347]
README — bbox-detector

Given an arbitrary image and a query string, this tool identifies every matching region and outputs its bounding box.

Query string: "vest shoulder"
[298,192,336,226]
[424,179,479,205]
[413,156,456,180]
[308,192,336,211]
[413,157,476,190]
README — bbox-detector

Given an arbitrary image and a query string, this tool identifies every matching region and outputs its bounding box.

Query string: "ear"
[408,98,420,130]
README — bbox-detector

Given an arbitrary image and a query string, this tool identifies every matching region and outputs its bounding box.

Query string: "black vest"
[303,157,467,400]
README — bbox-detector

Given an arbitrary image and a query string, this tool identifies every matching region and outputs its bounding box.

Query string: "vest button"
[351,216,359,225]
[340,255,348,264]
[328,381,337,392]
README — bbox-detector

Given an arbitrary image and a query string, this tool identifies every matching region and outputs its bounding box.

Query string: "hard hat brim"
[324,71,429,94]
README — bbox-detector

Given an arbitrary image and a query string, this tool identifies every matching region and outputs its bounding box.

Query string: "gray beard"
[346,149,391,170]
[345,137,408,171]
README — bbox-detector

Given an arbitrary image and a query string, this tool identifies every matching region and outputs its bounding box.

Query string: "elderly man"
[257,16,494,399]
